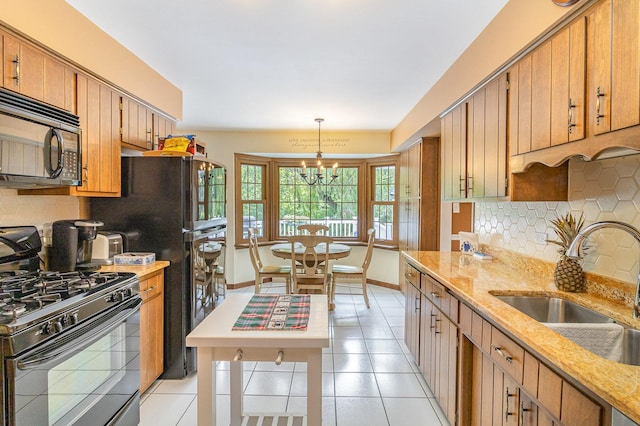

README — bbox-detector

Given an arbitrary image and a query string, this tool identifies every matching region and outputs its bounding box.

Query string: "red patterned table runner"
[232,295,310,331]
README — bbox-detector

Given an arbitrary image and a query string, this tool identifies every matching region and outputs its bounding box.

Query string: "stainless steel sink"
[494,295,615,323]
[622,328,640,366]
[494,295,640,366]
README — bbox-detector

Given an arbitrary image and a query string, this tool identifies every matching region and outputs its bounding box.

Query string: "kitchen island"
[186,293,329,426]
[403,251,640,425]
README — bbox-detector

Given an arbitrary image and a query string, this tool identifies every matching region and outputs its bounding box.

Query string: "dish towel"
[543,322,624,362]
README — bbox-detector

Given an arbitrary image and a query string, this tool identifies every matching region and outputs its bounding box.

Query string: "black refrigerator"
[90,155,226,379]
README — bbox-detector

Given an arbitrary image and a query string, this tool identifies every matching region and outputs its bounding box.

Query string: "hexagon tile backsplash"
[476,153,640,285]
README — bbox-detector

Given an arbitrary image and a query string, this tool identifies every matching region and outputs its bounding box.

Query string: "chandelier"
[300,118,338,186]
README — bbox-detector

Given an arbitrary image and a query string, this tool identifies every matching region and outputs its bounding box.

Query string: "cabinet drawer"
[140,271,163,302]
[404,265,421,288]
[490,327,524,384]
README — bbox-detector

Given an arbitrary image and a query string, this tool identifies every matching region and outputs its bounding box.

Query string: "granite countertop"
[403,251,640,424]
[99,260,170,280]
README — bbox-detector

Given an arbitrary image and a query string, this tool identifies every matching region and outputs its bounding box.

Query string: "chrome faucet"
[566,220,640,318]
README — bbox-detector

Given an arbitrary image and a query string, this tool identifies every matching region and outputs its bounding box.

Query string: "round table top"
[270,242,351,260]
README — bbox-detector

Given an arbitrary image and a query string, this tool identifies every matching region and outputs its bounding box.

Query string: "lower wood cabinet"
[405,259,611,426]
[404,265,458,424]
[459,302,605,426]
[139,269,165,393]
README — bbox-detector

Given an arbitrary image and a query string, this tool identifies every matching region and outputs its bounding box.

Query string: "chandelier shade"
[300,118,338,186]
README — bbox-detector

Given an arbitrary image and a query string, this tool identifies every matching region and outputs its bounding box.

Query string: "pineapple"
[546,212,586,292]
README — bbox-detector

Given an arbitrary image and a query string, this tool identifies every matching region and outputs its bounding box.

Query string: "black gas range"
[0,269,139,351]
[0,226,141,426]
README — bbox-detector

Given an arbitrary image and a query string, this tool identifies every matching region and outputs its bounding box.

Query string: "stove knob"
[41,323,52,335]
[70,313,79,325]
[111,291,124,302]
[53,320,63,334]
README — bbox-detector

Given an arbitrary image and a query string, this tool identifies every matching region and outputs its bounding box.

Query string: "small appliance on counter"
[44,220,104,271]
[0,226,42,271]
[91,232,124,265]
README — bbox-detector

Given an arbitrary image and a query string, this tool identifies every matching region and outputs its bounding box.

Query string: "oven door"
[6,297,142,426]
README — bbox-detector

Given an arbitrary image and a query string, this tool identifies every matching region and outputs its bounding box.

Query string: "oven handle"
[17,297,142,370]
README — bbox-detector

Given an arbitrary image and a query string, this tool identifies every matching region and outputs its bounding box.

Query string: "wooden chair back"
[362,228,376,271]
[297,224,329,235]
[248,227,263,270]
[287,234,332,293]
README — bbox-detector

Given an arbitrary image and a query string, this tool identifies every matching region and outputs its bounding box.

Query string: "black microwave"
[0,88,81,188]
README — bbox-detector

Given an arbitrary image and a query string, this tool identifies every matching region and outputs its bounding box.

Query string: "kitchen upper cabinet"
[75,74,121,196]
[441,103,466,200]
[43,57,76,113]
[442,73,507,200]
[121,96,153,150]
[3,32,44,102]
[587,0,640,135]
[1,30,75,112]
[509,17,586,155]
[154,114,176,149]
[467,74,507,198]
[551,18,586,145]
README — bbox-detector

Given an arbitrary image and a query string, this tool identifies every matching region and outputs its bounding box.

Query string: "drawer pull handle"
[430,291,440,299]
[492,345,513,363]
[275,350,284,365]
[233,349,243,362]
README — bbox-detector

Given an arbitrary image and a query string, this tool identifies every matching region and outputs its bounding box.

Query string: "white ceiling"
[65,0,508,132]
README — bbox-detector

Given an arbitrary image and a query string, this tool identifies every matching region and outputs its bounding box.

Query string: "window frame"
[234,154,270,244]
[367,157,399,246]
[235,154,398,246]
[273,158,366,241]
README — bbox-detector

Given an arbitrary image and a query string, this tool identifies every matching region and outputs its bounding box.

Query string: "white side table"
[186,293,329,426]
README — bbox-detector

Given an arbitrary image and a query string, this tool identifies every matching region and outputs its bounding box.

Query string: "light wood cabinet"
[441,73,507,200]
[121,96,153,150]
[74,74,121,196]
[404,265,458,425]
[1,30,75,112]
[154,114,176,150]
[586,0,640,135]
[139,269,165,393]
[509,17,586,155]
[459,300,607,426]
[441,103,467,200]
[403,265,421,363]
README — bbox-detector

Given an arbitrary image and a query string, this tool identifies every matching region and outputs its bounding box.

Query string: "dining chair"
[212,240,226,298]
[287,234,332,295]
[248,228,292,293]
[297,224,329,235]
[330,228,375,308]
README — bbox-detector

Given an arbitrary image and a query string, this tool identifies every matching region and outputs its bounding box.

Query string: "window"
[235,154,397,245]
[236,155,269,240]
[370,163,396,243]
[277,165,359,238]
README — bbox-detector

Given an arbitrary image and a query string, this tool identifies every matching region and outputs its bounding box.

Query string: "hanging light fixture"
[300,118,338,186]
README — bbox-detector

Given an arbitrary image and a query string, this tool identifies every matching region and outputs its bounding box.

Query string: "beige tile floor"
[139,282,449,425]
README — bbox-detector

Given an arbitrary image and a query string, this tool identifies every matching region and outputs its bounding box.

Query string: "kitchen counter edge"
[402,250,640,424]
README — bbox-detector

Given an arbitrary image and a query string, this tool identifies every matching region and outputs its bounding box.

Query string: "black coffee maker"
[47,220,104,272]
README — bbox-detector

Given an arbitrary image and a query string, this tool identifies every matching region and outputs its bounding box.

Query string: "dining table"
[270,242,351,262]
